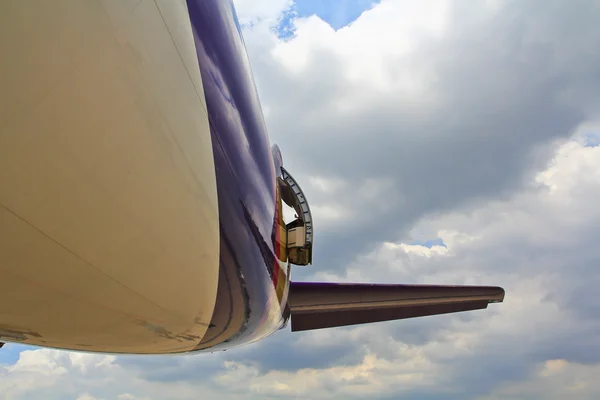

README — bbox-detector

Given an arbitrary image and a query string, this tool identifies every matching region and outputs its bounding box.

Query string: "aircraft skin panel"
[0,0,220,353]
[185,0,289,351]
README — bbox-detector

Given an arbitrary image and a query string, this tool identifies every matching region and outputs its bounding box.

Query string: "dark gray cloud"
[244,0,600,272]
[115,353,226,383]
[229,331,365,372]
[229,132,600,398]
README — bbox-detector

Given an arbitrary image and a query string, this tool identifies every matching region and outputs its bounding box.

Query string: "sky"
[2,0,600,399]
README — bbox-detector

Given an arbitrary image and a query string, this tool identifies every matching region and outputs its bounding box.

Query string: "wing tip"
[489,286,506,303]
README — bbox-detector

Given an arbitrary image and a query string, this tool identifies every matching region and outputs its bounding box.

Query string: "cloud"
[198,127,600,399]
[233,0,293,26]
[241,0,600,276]
[479,359,600,400]
[77,395,100,400]
[0,349,118,400]
[213,351,436,398]
[0,348,229,400]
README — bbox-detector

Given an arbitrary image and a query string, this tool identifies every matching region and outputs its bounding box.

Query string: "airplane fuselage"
[0,0,288,354]
[0,0,504,355]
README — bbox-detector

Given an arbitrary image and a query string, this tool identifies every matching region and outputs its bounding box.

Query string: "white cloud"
[233,0,292,26]
[7,349,69,376]
[0,347,228,400]
[214,350,437,399]
[117,394,153,400]
[244,0,600,267]
[77,395,100,400]
[287,127,600,397]
[0,349,117,400]
[478,360,600,400]
[314,125,600,285]
[271,0,450,91]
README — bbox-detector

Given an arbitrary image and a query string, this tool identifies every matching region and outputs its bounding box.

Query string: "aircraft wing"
[288,282,505,332]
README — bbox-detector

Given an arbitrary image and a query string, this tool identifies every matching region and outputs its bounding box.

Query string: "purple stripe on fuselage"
[185,0,285,351]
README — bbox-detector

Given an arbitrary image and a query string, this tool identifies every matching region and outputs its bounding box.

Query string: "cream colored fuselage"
[0,0,220,354]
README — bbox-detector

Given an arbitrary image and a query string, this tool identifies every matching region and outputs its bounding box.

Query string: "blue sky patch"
[295,0,380,30]
[407,237,448,248]
[276,0,380,39]
[0,343,32,365]
[583,132,600,147]
[275,6,298,40]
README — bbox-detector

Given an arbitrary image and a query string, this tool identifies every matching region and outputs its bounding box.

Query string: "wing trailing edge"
[288,282,505,332]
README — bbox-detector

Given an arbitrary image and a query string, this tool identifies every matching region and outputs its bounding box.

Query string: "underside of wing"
[288,282,505,332]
